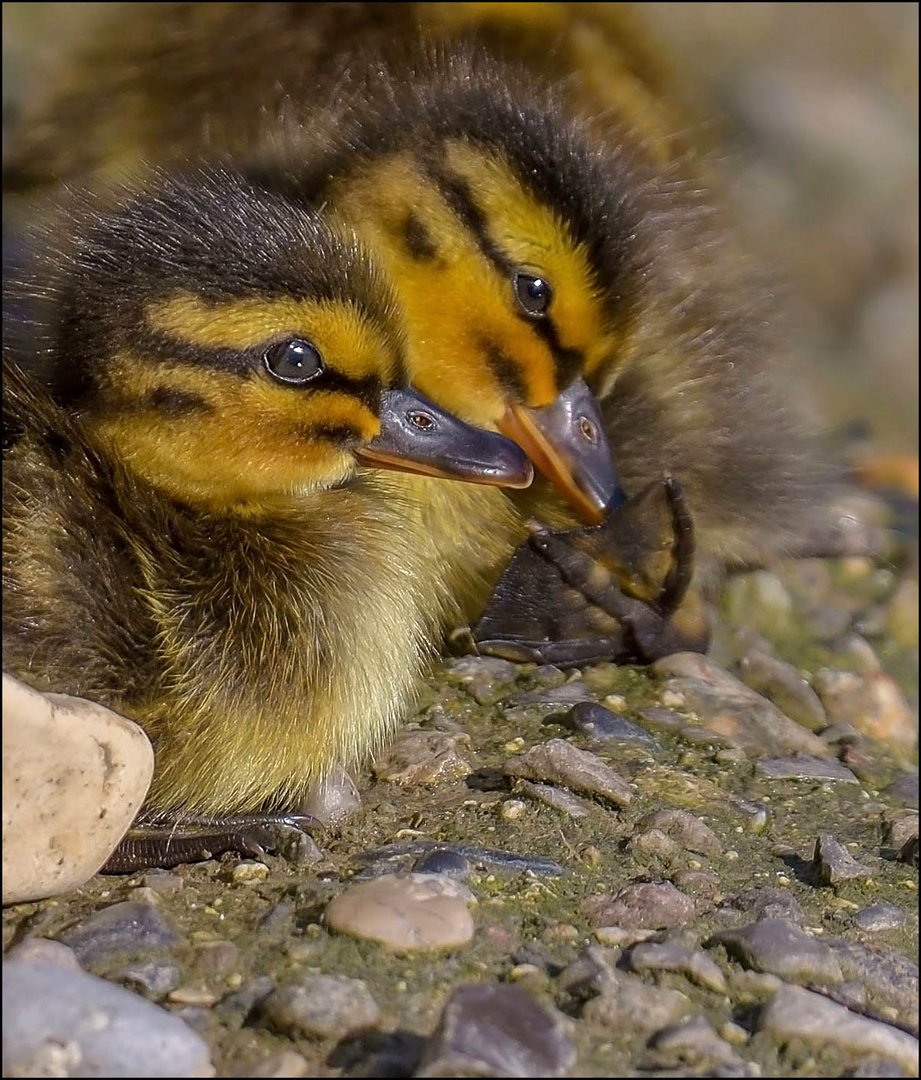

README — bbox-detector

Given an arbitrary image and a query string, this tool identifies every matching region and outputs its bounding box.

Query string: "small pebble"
[372,731,472,785]
[559,701,660,747]
[118,960,181,999]
[650,1015,750,1073]
[593,927,657,948]
[814,833,875,885]
[739,648,828,731]
[416,983,575,1078]
[230,1051,311,1078]
[629,941,728,993]
[297,765,361,826]
[729,888,806,926]
[414,850,471,878]
[756,755,858,782]
[514,780,591,818]
[583,881,695,930]
[758,984,919,1076]
[885,774,920,808]
[501,798,527,821]
[325,873,475,952]
[231,860,269,884]
[711,918,843,985]
[503,738,632,807]
[882,810,919,851]
[59,900,181,966]
[636,809,723,856]
[854,904,907,933]
[3,960,213,1077]
[583,972,692,1035]
[261,974,380,1040]
[6,937,80,971]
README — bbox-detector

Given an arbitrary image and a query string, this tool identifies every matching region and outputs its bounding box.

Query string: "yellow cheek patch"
[146,294,398,383]
[334,155,560,423]
[91,354,378,508]
[442,141,608,358]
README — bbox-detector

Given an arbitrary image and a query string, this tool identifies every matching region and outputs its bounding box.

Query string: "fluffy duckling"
[2,165,532,822]
[4,2,825,643]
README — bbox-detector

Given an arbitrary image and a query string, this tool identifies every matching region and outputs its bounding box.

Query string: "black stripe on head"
[422,159,513,280]
[526,317,584,388]
[480,338,527,401]
[145,386,212,418]
[400,213,439,262]
[135,329,384,413]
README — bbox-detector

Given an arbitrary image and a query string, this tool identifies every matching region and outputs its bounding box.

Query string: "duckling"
[4,3,826,654]
[2,164,532,833]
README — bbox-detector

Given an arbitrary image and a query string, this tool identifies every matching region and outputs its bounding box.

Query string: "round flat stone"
[583,882,695,929]
[325,873,475,952]
[262,974,380,1040]
[2,673,154,904]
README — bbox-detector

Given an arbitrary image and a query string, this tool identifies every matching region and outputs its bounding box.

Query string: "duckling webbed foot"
[470,477,710,667]
[101,812,319,873]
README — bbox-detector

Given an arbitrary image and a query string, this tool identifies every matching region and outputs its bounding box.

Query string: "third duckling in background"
[4,1,833,661]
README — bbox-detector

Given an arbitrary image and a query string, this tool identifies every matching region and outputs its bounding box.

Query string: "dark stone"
[814,833,874,885]
[354,842,565,880]
[854,904,907,933]
[414,850,472,878]
[711,918,843,985]
[756,755,858,782]
[885,774,919,808]
[727,888,805,926]
[583,881,695,930]
[557,702,660,747]
[416,983,575,1078]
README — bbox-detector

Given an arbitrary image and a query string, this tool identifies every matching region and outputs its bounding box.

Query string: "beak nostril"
[407,410,437,433]
[578,416,598,444]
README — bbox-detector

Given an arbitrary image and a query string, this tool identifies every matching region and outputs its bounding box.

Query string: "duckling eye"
[263,338,325,385]
[514,271,553,318]
[578,416,598,444]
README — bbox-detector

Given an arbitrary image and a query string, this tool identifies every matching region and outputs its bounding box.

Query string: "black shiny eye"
[514,271,553,317]
[263,338,324,385]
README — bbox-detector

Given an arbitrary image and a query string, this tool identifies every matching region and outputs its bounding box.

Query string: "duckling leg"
[101,812,318,873]
[471,477,710,666]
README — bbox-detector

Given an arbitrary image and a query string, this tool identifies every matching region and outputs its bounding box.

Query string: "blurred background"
[3,2,918,464]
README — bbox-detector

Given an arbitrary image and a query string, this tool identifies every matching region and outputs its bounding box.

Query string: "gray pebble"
[510,682,594,708]
[854,904,908,933]
[415,849,472,878]
[629,941,728,993]
[5,937,80,970]
[650,1015,751,1073]
[814,833,875,885]
[637,809,723,856]
[900,836,920,866]
[229,1050,311,1077]
[416,983,575,1078]
[758,984,918,1076]
[355,842,565,880]
[583,970,692,1035]
[2,960,213,1077]
[559,702,660,747]
[138,871,184,893]
[651,653,829,756]
[444,656,521,684]
[514,780,591,818]
[583,881,696,930]
[728,888,806,926]
[885,774,919,808]
[297,765,361,826]
[739,648,827,731]
[215,976,275,1018]
[59,901,181,966]
[118,960,181,999]
[756,755,858,782]
[825,938,919,1033]
[711,918,843,985]
[192,940,239,979]
[261,974,380,1040]
[503,738,632,807]
[883,810,919,852]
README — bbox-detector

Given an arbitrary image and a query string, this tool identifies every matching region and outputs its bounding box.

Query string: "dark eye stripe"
[136,329,383,410]
[423,160,513,279]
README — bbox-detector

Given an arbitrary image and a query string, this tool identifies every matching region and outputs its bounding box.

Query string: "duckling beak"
[498,377,626,525]
[355,387,534,489]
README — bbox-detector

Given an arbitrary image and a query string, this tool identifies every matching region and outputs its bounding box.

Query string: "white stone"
[2,674,154,904]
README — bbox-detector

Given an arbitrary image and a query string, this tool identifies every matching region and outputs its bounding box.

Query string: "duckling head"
[265,54,649,522]
[33,166,532,511]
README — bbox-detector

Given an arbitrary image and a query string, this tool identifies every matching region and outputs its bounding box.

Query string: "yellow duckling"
[3,164,532,829]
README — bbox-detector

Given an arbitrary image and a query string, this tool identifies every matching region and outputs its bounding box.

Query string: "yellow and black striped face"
[331,141,626,428]
[89,293,399,509]
[60,169,408,510]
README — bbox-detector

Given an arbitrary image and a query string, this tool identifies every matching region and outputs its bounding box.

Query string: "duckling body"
[3,167,529,816]
[5,2,825,638]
